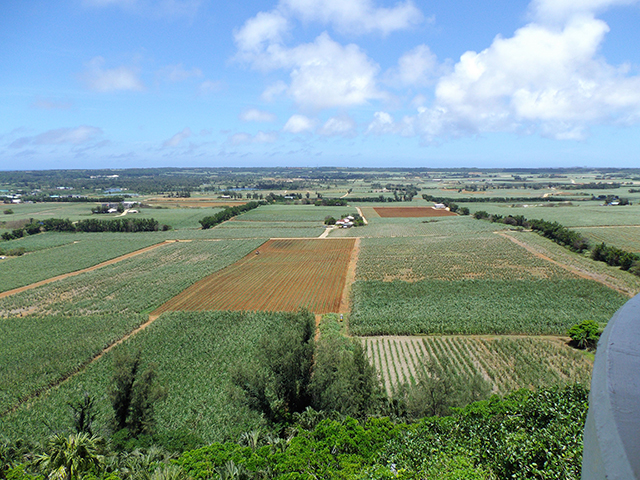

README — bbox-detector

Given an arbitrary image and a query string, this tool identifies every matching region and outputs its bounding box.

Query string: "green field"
[0,234,165,292]
[356,233,575,282]
[363,335,593,396]
[2,172,639,452]
[574,225,640,252]
[349,278,627,335]
[0,239,264,317]
[466,202,640,227]
[0,311,298,443]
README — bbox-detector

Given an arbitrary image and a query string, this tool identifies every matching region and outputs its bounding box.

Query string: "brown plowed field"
[373,207,457,217]
[151,238,355,316]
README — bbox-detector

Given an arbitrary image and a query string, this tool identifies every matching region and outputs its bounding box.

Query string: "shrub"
[567,320,601,349]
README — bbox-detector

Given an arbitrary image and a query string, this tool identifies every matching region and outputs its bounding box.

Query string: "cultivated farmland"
[356,234,577,282]
[363,336,593,396]
[573,225,640,253]
[0,239,264,317]
[349,278,627,335]
[0,311,306,443]
[374,206,458,217]
[152,238,355,315]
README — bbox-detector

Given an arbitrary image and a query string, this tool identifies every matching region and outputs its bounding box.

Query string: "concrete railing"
[582,293,640,479]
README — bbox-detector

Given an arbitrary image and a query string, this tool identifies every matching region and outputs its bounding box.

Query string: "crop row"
[0,239,264,317]
[0,234,166,293]
[0,313,144,414]
[349,279,627,335]
[574,226,640,253]
[0,311,299,443]
[207,221,325,238]
[330,215,507,238]
[356,233,576,282]
[234,204,350,223]
[154,238,354,315]
[362,335,593,397]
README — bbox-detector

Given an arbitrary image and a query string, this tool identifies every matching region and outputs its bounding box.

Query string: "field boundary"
[496,231,632,297]
[339,237,360,315]
[0,241,173,299]
[1,314,165,417]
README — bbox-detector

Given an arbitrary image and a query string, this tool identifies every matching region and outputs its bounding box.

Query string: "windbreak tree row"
[1,218,168,241]
[199,201,264,229]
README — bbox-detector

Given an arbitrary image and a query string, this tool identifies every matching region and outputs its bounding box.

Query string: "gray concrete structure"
[583,293,640,480]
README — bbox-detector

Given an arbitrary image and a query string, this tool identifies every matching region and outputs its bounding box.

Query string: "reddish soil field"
[373,207,457,218]
[151,238,355,316]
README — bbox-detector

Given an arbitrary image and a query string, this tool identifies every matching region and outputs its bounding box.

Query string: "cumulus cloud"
[317,115,357,136]
[81,57,144,93]
[163,127,192,147]
[239,32,384,110]
[405,10,640,141]
[240,108,277,122]
[529,0,638,23]
[366,111,395,134]
[9,126,103,148]
[384,44,441,87]
[157,63,202,82]
[234,0,419,110]
[283,114,316,133]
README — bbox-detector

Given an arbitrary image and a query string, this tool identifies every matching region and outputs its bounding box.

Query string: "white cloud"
[366,111,395,134]
[406,12,640,141]
[158,64,202,82]
[82,57,144,93]
[287,34,384,109]
[234,11,290,54]
[262,81,288,102]
[384,44,440,87]
[529,0,638,23]
[234,0,421,110]
[317,115,357,136]
[283,114,316,133]
[163,127,192,147]
[241,32,383,110]
[9,126,103,148]
[279,0,424,35]
[240,109,277,122]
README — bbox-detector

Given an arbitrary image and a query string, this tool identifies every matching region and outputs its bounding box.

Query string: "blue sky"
[1,0,640,170]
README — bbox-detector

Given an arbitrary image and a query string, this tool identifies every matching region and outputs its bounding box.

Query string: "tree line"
[1,217,168,241]
[473,211,640,274]
[199,201,264,229]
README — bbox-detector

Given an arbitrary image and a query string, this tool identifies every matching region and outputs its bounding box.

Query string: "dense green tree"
[232,310,315,424]
[567,320,601,349]
[109,349,166,437]
[310,316,383,417]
